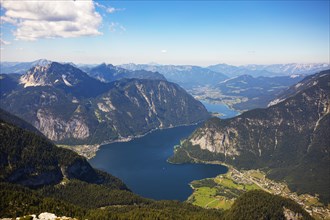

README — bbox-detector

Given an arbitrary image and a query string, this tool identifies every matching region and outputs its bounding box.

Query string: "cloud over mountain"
[1,0,102,40]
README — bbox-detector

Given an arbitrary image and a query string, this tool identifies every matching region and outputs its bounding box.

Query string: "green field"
[188,170,262,210]
[188,186,235,210]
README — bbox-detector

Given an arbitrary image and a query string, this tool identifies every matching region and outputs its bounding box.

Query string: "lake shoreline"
[88,123,228,201]
[60,100,239,159]
[59,120,204,160]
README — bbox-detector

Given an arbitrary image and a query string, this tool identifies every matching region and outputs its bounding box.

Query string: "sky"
[0,0,329,66]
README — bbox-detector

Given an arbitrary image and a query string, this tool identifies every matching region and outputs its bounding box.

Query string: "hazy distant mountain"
[85,63,166,82]
[217,74,305,110]
[119,63,228,88]
[0,73,21,96]
[242,63,330,75]
[0,59,52,74]
[208,63,330,77]
[0,62,209,145]
[207,63,274,77]
[170,70,330,203]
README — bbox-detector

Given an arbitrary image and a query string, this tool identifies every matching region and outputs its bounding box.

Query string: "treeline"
[38,179,151,209]
[0,183,86,219]
[2,183,313,220]
[0,182,224,219]
[223,190,313,220]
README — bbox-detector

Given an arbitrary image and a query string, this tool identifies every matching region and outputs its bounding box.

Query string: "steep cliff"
[170,70,330,203]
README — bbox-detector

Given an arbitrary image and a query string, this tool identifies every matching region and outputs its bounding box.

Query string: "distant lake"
[89,125,227,201]
[201,101,240,118]
[201,101,239,119]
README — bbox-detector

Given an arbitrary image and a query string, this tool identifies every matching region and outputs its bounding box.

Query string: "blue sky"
[0,0,329,65]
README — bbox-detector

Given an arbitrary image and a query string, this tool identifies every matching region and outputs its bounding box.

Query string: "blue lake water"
[89,125,228,201]
[201,101,239,119]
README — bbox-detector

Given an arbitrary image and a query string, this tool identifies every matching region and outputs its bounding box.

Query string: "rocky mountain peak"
[19,62,92,88]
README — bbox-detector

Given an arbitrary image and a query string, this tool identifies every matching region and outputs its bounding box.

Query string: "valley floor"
[188,167,330,220]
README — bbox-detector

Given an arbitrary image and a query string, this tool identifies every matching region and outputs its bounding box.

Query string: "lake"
[89,124,228,201]
[201,101,239,119]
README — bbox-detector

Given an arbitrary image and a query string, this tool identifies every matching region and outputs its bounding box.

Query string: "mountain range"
[0,62,209,145]
[2,60,328,78]
[3,60,329,113]
[208,63,330,77]
[81,63,167,82]
[119,63,228,88]
[169,70,330,204]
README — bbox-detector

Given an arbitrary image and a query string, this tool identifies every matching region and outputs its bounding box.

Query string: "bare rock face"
[35,109,89,141]
[190,126,240,156]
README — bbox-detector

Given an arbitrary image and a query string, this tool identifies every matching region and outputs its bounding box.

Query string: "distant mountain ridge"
[84,63,166,82]
[0,62,209,145]
[0,59,67,74]
[118,63,228,88]
[216,74,305,110]
[208,63,329,77]
[207,63,274,77]
[2,59,328,78]
[170,70,330,203]
[242,63,330,75]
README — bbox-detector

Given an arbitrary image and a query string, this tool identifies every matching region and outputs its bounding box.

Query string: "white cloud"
[1,0,102,41]
[109,22,126,33]
[95,2,124,14]
[0,15,17,25]
[161,50,167,53]
[0,38,11,45]
[107,7,117,14]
